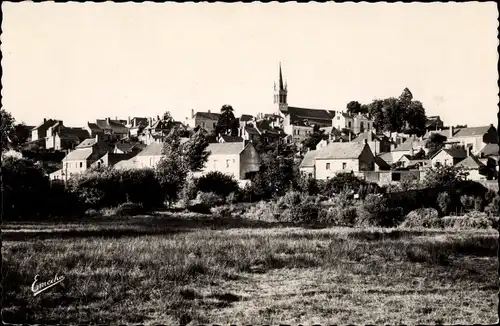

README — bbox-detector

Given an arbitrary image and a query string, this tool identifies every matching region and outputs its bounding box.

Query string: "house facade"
[31,118,57,141]
[352,131,391,156]
[430,147,468,168]
[202,142,261,180]
[185,110,221,134]
[45,121,90,151]
[455,156,487,181]
[314,142,375,180]
[59,135,111,179]
[299,150,319,178]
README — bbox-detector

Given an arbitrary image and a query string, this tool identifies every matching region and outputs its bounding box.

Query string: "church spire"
[279,62,285,91]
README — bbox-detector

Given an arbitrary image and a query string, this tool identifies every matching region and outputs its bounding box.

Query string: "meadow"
[2,212,499,325]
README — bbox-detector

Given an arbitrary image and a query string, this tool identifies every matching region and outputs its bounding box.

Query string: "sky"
[2,2,498,128]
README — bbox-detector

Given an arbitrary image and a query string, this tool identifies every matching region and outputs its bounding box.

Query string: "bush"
[357,194,404,227]
[226,192,239,204]
[210,206,232,219]
[442,213,492,230]
[281,202,319,223]
[196,171,239,197]
[319,206,358,226]
[276,191,306,209]
[400,208,442,229]
[474,196,485,212]
[243,201,279,221]
[437,192,452,216]
[196,192,225,207]
[68,168,164,210]
[485,195,500,216]
[460,195,475,213]
[322,172,366,197]
[115,202,145,216]
[180,176,199,204]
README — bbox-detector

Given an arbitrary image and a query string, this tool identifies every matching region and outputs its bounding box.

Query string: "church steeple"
[274,62,288,113]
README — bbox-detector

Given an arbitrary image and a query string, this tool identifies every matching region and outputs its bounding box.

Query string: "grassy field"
[2,212,499,325]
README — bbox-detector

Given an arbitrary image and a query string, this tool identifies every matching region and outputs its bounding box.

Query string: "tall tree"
[368,99,385,131]
[425,133,447,158]
[405,101,427,136]
[216,104,239,136]
[346,101,361,115]
[1,109,15,150]
[182,130,210,172]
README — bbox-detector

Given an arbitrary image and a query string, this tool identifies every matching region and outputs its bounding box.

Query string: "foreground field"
[2,213,499,324]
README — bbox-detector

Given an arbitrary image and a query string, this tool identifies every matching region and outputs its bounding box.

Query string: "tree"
[302,125,327,151]
[425,133,447,158]
[405,101,427,136]
[182,130,210,172]
[1,109,15,150]
[423,165,469,189]
[155,127,188,205]
[11,123,30,148]
[368,99,385,131]
[346,101,361,115]
[216,104,239,136]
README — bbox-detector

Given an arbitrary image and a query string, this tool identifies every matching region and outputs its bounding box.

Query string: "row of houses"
[299,124,499,184]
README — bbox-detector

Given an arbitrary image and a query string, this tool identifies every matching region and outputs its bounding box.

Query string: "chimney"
[467,146,472,157]
[128,116,131,125]
[157,115,160,121]
[149,117,152,126]
[115,116,118,120]
[368,132,373,142]
[348,132,352,142]
[43,118,47,123]
[106,117,111,124]
[208,109,211,113]
[191,109,195,119]
[449,126,454,138]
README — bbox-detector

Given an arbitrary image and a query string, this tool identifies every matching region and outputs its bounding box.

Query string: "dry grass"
[2,213,498,325]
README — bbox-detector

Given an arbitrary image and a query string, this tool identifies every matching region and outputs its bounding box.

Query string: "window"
[337,116,340,120]
[297,130,300,135]
[367,123,370,130]
[226,159,230,168]
[326,163,331,170]
[342,162,347,170]
[348,121,352,128]
[66,163,68,168]
[80,162,83,168]
[360,122,364,132]
[201,122,205,128]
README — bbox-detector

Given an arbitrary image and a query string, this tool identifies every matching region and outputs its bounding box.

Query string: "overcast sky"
[2,2,498,128]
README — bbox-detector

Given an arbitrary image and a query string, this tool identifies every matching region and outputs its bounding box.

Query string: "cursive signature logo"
[31,274,65,296]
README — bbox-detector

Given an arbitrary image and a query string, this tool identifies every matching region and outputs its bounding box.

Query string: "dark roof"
[95,119,129,134]
[479,143,499,157]
[393,136,425,152]
[76,138,98,149]
[377,152,394,165]
[245,126,261,135]
[87,122,102,131]
[431,147,467,159]
[315,142,369,160]
[194,111,221,120]
[375,156,391,170]
[59,127,89,141]
[353,131,384,142]
[220,136,244,143]
[240,114,254,122]
[455,156,486,169]
[115,142,135,153]
[283,106,336,125]
[32,119,57,131]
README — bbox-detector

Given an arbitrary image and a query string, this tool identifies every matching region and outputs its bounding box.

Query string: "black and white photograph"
[1,2,499,325]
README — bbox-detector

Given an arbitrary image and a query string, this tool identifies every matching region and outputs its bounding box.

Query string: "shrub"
[210,206,232,219]
[196,171,239,197]
[485,195,500,216]
[84,208,99,217]
[281,202,319,223]
[442,214,492,230]
[297,175,320,195]
[357,194,404,227]
[400,208,442,229]
[460,195,475,213]
[115,202,145,216]
[322,172,366,197]
[474,196,485,212]
[196,191,225,207]
[180,176,199,204]
[319,206,358,226]
[243,201,279,221]
[276,190,306,209]
[437,192,452,216]
[226,192,240,204]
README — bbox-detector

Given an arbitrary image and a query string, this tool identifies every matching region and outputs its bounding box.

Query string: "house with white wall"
[185,110,221,134]
[201,142,261,180]
[430,147,468,168]
[313,142,375,180]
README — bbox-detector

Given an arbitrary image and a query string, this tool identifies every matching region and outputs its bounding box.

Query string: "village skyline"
[2,2,498,128]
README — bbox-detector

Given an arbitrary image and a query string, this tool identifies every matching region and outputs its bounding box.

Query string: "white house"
[201,142,261,180]
[314,142,375,180]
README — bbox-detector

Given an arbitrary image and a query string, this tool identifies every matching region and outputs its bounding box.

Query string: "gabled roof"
[431,147,468,160]
[63,148,95,161]
[220,136,244,143]
[115,142,135,153]
[76,138,98,149]
[87,122,102,131]
[375,156,391,170]
[32,119,57,131]
[194,111,221,120]
[95,119,129,134]
[393,136,425,152]
[315,142,368,160]
[240,114,254,122]
[453,126,494,138]
[137,142,163,157]
[207,142,247,155]
[479,143,499,157]
[148,119,168,130]
[423,129,450,139]
[455,155,486,169]
[300,150,319,168]
[352,131,384,143]
[377,152,394,165]
[245,126,261,135]
[284,106,336,124]
[59,127,89,141]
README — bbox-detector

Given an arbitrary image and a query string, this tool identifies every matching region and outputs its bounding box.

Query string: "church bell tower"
[274,62,288,113]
